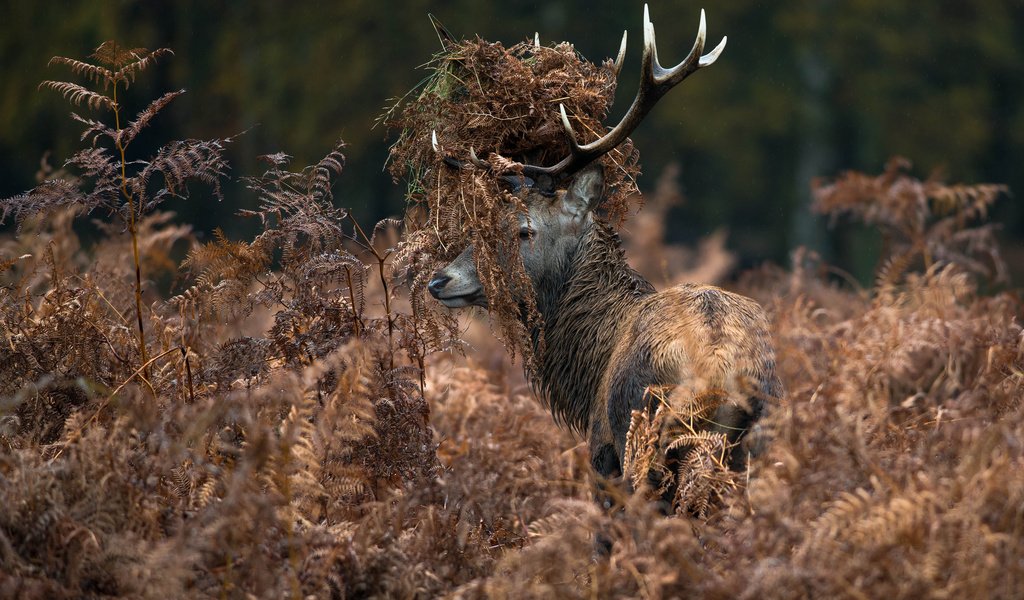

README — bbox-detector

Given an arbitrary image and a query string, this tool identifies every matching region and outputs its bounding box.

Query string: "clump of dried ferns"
[384,30,641,371]
[0,41,441,598]
[813,156,1008,285]
[4,41,231,376]
[622,386,740,519]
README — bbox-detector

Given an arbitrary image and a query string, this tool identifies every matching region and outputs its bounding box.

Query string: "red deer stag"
[428,5,781,492]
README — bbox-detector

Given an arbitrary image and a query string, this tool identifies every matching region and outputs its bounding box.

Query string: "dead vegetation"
[1,39,1022,600]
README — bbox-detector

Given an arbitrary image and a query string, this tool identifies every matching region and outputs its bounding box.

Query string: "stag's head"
[427,166,605,308]
[428,5,726,309]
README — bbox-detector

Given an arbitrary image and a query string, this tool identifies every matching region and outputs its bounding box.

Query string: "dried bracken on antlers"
[431,130,536,190]
[519,4,727,178]
[389,12,644,368]
[427,5,725,184]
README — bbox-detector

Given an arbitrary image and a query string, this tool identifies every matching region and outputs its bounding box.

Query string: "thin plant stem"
[113,80,150,377]
[348,214,396,374]
[183,346,196,403]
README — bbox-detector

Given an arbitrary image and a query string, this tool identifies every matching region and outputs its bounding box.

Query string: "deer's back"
[598,283,778,458]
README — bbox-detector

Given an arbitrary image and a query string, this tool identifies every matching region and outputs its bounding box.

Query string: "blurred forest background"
[3,0,1022,283]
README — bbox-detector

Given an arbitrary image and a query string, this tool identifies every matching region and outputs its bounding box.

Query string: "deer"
[427,5,781,500]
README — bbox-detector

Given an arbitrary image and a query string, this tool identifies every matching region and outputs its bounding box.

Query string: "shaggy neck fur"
[532,221,655,432]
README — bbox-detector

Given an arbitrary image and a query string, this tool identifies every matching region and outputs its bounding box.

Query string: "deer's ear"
[562,165,604,219]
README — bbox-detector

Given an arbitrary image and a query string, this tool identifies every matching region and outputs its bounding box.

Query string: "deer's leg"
[587,414,621,558]
[710,402,755,472]
[728,370,783,469]
[588,413,621,479]
[588,412,622,505]
[604,341,660,465]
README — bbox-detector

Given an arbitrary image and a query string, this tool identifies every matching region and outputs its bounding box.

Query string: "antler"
[520,4,726,179]
[432,130,536,190]
[431,130,496,170]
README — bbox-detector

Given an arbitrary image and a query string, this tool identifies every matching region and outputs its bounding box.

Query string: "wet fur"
[532,220,780,478]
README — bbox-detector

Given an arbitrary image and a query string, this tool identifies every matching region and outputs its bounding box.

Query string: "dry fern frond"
[70,112,116,145]
[622,408,662,493]
[46,55,114,85]
[86,41,173,85]
[118,89,185,147]
[619,387,740,517]
[88,41,151,68]
[813,157,1009,284]
[0,179,88,226]
[38,80,114,110]
[134,138,229,206]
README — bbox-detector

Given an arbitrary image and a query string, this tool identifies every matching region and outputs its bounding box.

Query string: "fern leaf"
[812,488,874,541]
[113,47,174,86]
[309,142,346,202]
[118,89,186,147]
[47,56,114,86]
[70,112,116,146]
[65,147,120,212]
[39,81,113,111]
[258,152,292,167]
[89,41,150,67]
[370,218,403,251]
[133,138,229,204]
[664,429,726,454]
[1,179,87,226]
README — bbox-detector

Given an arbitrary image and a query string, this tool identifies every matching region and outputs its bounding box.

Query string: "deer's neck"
[533,221,655,432]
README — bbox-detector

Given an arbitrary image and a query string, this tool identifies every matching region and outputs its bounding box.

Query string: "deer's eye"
[519,227,535,240]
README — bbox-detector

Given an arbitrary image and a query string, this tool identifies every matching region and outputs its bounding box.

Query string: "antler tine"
[651,8,727,86]
[520,4,726,179]
[612,30,627,78]
[468,147,492,169]
[433,129,474,170]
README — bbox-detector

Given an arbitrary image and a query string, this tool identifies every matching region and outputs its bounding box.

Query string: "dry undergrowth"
[1,40,1022,600]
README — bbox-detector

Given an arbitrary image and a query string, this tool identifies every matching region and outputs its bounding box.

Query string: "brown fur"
[430,167,781,479]
[541,223,780,477]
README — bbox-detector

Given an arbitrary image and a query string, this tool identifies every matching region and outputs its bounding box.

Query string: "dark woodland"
[1,2,1023,599]
[3,1,1023,280]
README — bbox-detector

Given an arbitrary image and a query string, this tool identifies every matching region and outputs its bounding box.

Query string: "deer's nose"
[427,274,451,297]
